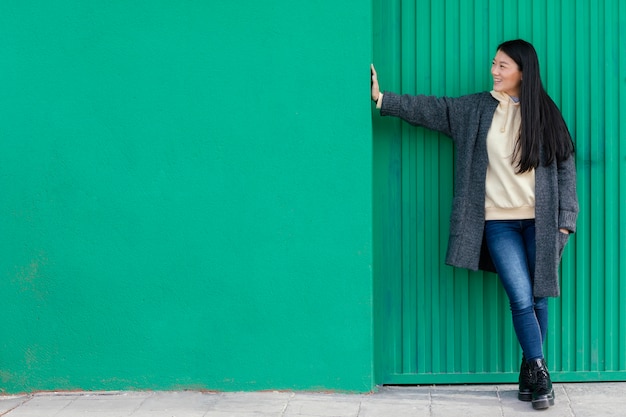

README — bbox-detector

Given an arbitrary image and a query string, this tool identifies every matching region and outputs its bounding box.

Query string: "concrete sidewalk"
[2,383,626,416]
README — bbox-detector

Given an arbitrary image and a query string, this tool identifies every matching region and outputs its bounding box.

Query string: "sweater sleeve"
[380,91,456,137]
[557,154,579,233]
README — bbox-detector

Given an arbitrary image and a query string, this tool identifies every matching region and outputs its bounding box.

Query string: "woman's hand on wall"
[371,64,380,102]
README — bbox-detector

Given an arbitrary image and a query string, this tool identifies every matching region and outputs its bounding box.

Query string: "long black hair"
[497,39,575,173]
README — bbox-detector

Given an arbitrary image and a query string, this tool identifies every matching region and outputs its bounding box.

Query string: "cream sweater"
[485,91,535,220]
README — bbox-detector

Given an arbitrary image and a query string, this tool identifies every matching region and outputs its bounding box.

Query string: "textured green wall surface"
[1,1,374,393]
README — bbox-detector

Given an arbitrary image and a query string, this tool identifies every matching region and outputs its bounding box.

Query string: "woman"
[371,39,578,410]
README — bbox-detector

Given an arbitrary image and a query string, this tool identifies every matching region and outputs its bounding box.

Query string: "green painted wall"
[1,1,374,393]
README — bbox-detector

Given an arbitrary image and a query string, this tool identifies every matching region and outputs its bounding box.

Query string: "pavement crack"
[428,386,433,417]
[52,395,78,417]
[562,385,576,417]
[0,395,33,416]
[495,385,505,417]
[201,392,224,417]
[129,392,153,416]
[279,392,294,417]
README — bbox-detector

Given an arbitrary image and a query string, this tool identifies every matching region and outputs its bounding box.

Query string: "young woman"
[371,39,578,410]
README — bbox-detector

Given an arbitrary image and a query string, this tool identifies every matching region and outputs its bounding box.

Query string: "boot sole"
[518,391,532,402]
[531,389,555,409]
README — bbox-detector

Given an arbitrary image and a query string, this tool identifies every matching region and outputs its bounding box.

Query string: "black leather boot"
[518,356,533,402]
[528,358,555,410]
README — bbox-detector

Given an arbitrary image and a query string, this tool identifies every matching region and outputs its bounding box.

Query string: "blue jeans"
[484,220,547,361]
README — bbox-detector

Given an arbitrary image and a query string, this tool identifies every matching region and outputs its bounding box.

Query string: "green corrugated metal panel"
[373,0,626,384]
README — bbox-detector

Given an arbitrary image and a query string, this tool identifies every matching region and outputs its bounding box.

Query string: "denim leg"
[534,297,548,344]
[520,221,548,344]
[485,220,544,360]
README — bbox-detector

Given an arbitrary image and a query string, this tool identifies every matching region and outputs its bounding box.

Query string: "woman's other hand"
[371,64,380,102]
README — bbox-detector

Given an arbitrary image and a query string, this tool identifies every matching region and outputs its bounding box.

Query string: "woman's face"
[491,50,522,97]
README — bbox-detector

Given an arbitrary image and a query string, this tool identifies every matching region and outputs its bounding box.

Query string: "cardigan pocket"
[557,230,570,261]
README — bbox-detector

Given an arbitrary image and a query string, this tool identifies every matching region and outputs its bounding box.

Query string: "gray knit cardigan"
[380,91,579,297]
